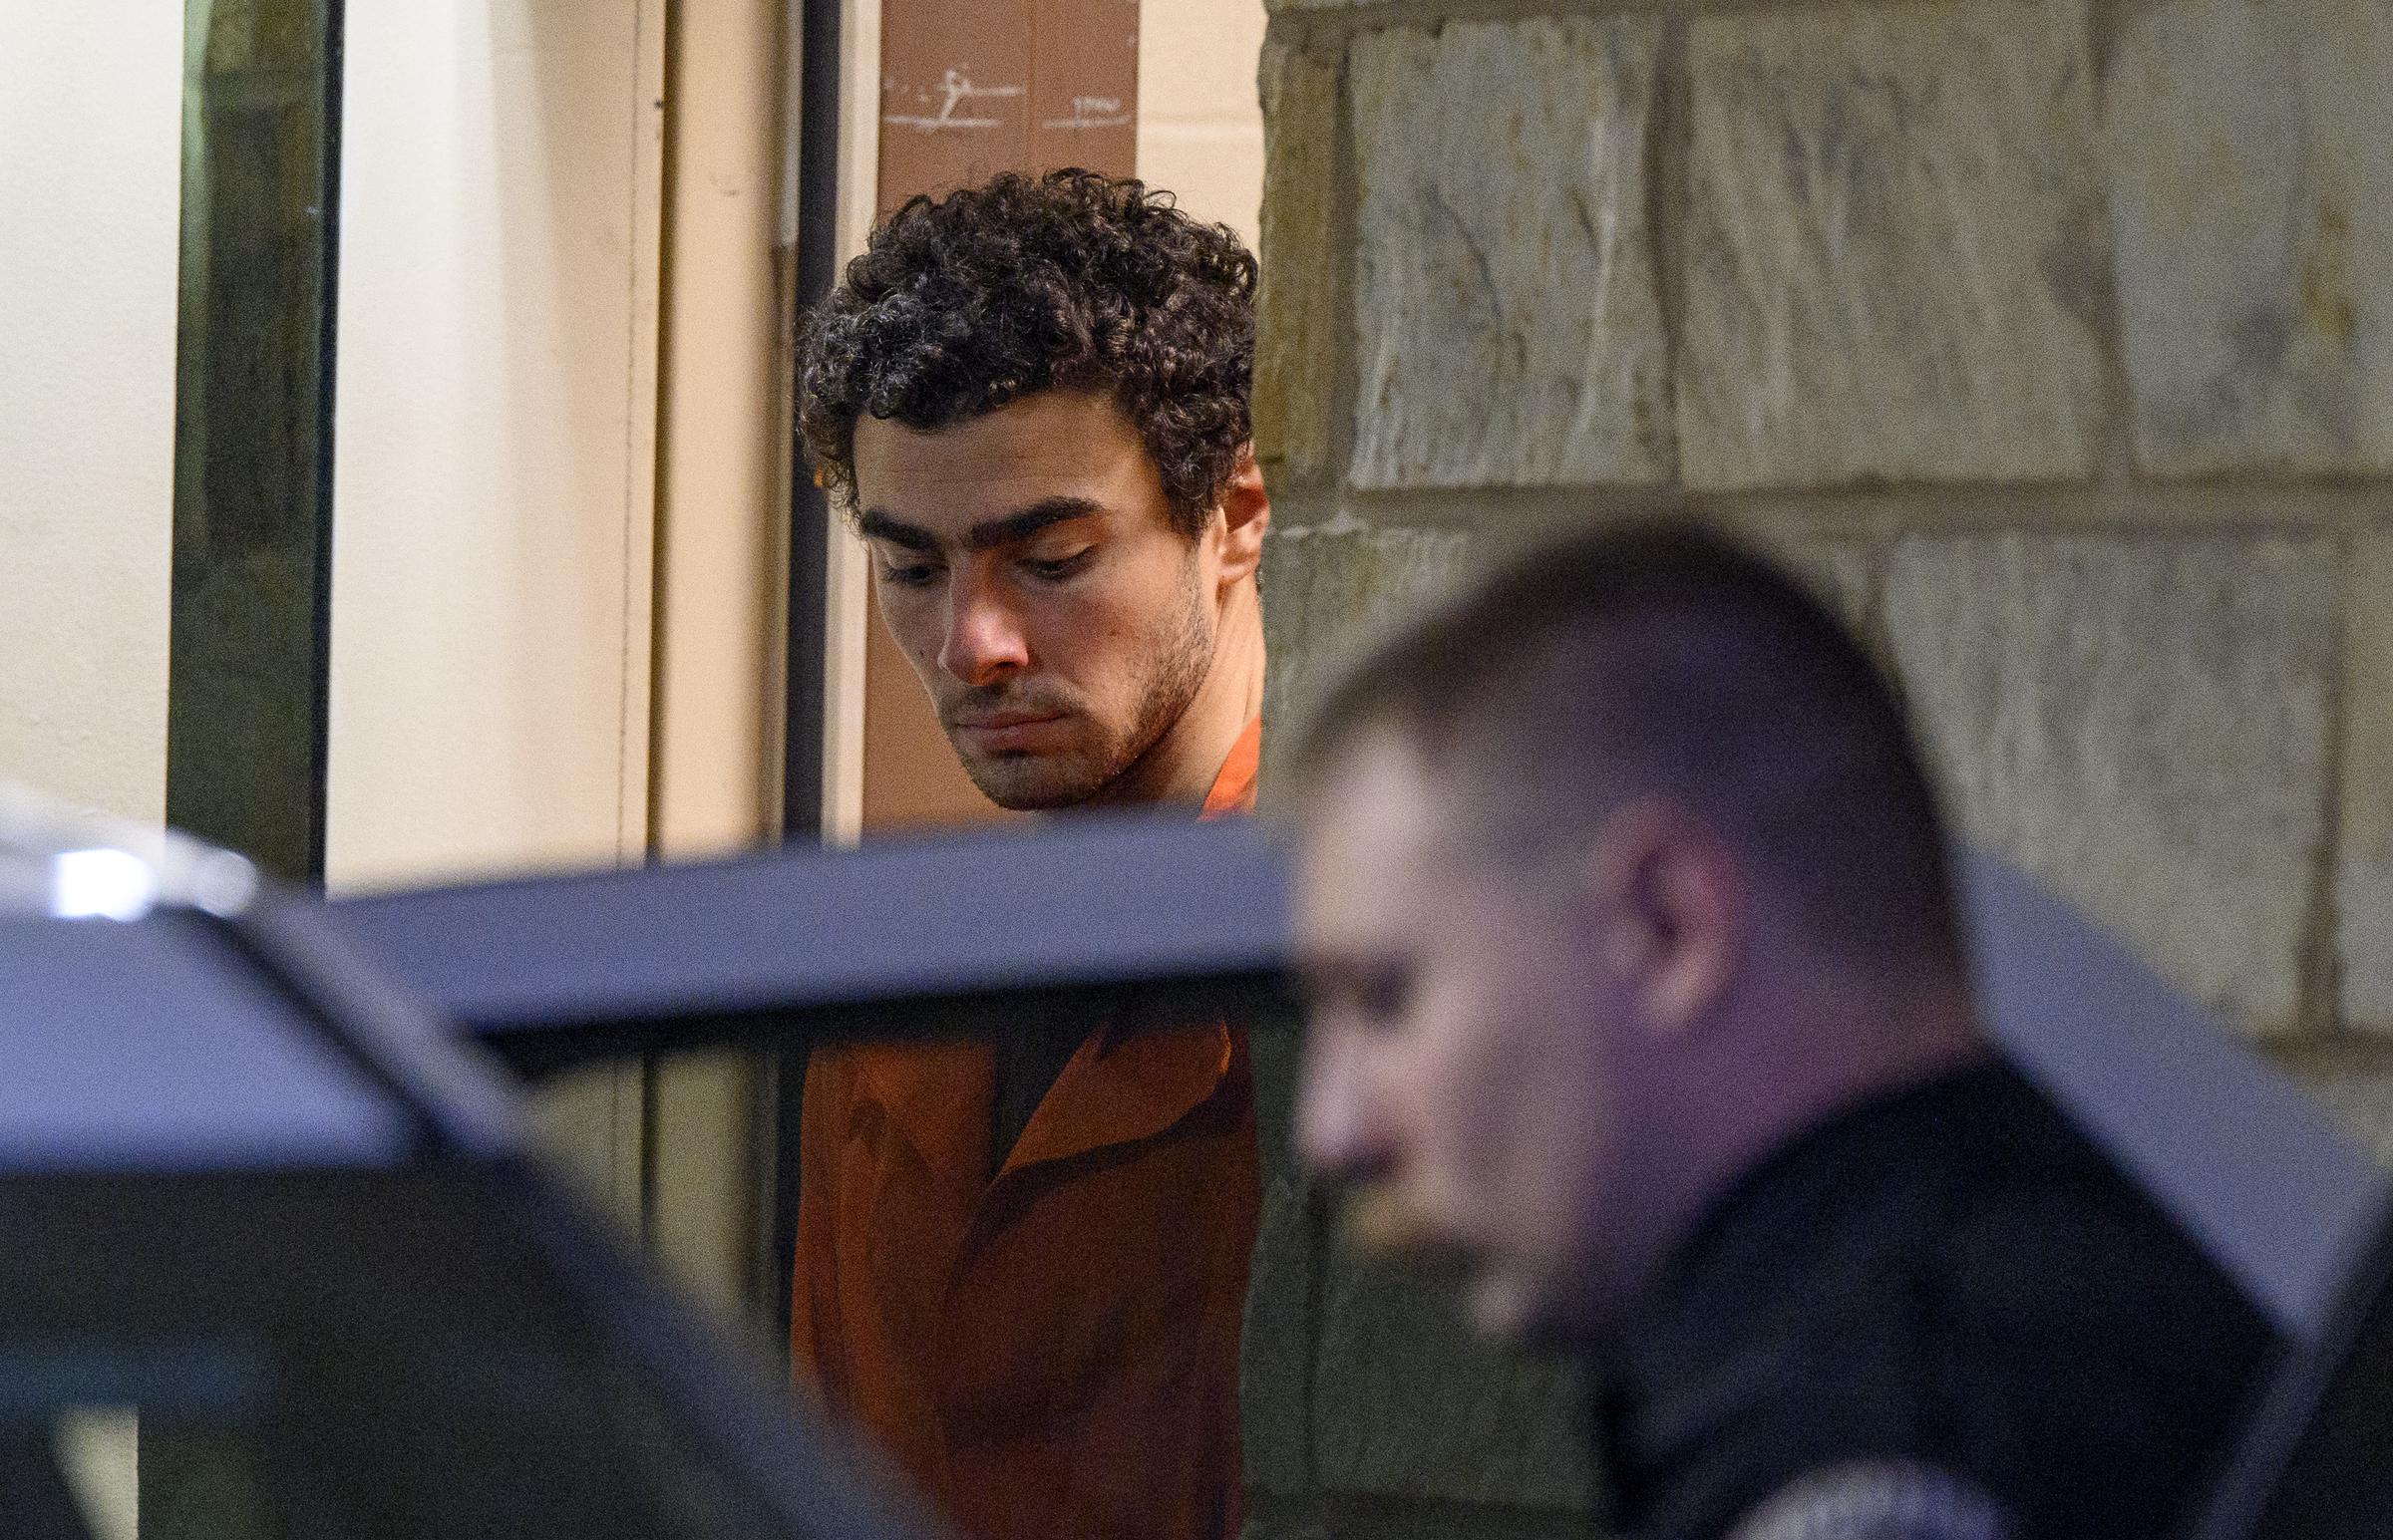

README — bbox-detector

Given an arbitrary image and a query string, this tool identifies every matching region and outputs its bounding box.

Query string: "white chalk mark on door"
[885,69,1025,132]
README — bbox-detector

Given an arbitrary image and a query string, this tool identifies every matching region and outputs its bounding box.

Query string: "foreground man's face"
[1293,734,1622,1342]
[854,391,1217,810]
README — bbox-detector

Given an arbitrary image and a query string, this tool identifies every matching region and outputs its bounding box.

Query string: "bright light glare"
[51,848,159,921]
[55,1407,138,1540]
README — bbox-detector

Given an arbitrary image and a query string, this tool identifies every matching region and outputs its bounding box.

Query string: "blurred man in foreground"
[1288,522,2280,1540]
[790,170,1266,1540]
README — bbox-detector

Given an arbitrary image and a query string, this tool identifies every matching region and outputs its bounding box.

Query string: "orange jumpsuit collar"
[852,716,1264,1188]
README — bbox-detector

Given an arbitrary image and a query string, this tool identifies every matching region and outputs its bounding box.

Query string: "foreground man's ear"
[1215,446,1270,589]
[1588,801,1746,1040]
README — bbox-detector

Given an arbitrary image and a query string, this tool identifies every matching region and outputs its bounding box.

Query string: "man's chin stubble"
[958,748,1114,811]
[951,698,1184,809]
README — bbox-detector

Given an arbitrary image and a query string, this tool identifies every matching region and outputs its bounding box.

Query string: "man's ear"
[1586,801,1745,1040]
[1213,446,1270,589]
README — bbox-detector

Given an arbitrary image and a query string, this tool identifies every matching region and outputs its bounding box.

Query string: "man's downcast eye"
[1354,964,1414,1028]
[1304,961,1414,1033]
[1022,548,1096,582]
[878,561,939,588]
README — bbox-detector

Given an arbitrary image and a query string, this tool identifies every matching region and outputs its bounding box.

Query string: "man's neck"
[1603,960,1990,1332]
[1086,578,1265,809]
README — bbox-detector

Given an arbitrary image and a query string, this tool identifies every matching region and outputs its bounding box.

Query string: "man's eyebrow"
[856,510,937,551]
[963,497,1105,552]
[856,497,1106,556]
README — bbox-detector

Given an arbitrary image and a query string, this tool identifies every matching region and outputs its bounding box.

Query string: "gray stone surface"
[1260,520,1479,788]
[1243,1495,1587,1540]
[2108,0,2393,475]
[2342,534,2393,1032]
[1239,1505,1329,1540]
[1243,1171,1318,1497]
[1757,532,1877,630]
[1241,1009,1317,1497]
[1884,534,2337,1034]
[2285,1055,2393,1165]
[1348,18,1672,489]
[1311,1248,1594,1509]
[1251,510,1605,1510]
[1678,1,2108,490]
[1256,40,1342,482]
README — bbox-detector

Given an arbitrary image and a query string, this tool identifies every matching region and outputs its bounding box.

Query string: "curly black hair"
[798,169,1257,538]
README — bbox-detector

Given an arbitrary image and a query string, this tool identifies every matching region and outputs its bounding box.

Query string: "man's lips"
[949,712,1066,753]
[1340,1183,1442,1257]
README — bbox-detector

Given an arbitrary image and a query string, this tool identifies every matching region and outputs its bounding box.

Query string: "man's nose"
[938,572,1030,686]
[1294,1032,1392,1185]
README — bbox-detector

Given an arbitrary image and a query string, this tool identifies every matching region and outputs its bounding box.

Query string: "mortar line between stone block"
[1299,1180,1330,1496]
[1256,13,1345,504]
[2074,0,2137,492]
[1324,483,1694,541]
[1842,523,1897,669]
[1268,0,1903,48]
[1299,478,2393,537]
[1324,20,1365,515]
[1299,482,2383,541]
[2083,0,2128,86]
[1648,13,1691,492]
[2308,530,2358,1038]
[2272,1032,2393,1077]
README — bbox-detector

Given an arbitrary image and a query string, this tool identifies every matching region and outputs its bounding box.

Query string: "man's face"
[854,391,1217,810]
[1293,732,1628,1343]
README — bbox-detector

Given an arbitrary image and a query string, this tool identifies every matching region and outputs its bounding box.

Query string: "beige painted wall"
[646,0,796,1324]
[0,17,221,1535]
[326,0,665,894]
[0,7,183,826]
[329,0,792,1325]
[819,0,882,846]
[326,0,668,1273]
[1138,0,1267,252]
[654,0,790,861]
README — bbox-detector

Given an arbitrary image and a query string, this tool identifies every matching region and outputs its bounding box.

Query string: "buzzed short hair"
[1291,520,1964,967]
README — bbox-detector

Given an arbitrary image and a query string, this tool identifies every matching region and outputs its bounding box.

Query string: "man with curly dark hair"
[789,170,1269,1540]
[799,167,1262,812]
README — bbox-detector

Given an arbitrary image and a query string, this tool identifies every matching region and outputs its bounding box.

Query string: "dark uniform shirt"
[1591,1062,2282,1540]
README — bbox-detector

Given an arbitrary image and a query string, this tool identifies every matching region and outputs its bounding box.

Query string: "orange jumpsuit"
[792,720,1262,1540]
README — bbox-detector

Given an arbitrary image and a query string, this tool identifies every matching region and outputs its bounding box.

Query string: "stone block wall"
[1240,0,2393,1533]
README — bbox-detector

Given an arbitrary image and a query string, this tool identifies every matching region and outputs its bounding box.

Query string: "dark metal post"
[772,0,850,1349]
